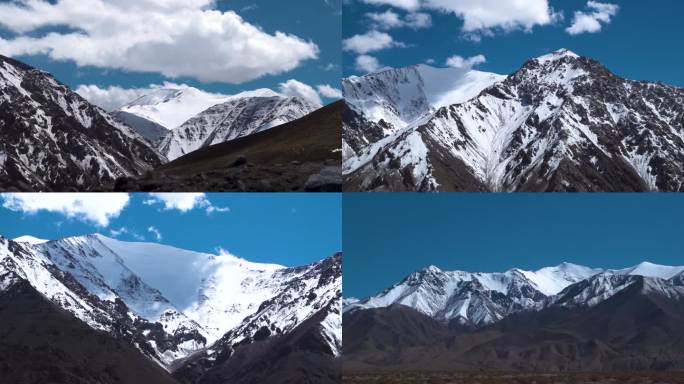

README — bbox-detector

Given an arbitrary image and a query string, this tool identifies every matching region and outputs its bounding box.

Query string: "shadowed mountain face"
[0,55,164,191]
[0,279,179,384]
[343,277,684,372]
[344,50,684,192]
[174,301,341,384]
[115,101,342,192]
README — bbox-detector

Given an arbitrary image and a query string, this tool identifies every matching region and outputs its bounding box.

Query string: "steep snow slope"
[346,261,684,326]
[343,65,504,157]
[95,235,285,338]
[158,95,321,160]
[0,55,164,191]
[119,86,232,130]
[345,49,684,191]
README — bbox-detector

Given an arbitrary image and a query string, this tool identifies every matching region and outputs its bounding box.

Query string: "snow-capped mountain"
[345,261,684,327]
[343,64,504,159]
[0,55,165,191]
[182,253,342,375]
[344,49,684,191]
[158,95,321,160]
[118,86,233,131]
[0,234,341,374]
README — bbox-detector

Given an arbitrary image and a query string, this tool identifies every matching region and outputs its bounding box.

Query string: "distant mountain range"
[0,55,339,191]
[343,262,684,372]
[344,49,684,191]
[0,235,341,384]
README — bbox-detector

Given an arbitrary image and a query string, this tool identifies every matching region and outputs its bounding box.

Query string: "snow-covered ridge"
[119,85,281,130]
[0,234,341,368]
[13,235,49,244]
[343,64,504,160]
[157,94,321,160]
[344,49,684,192]
[346,261,684,326]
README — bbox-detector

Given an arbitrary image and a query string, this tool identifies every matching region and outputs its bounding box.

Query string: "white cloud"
[445,54,487,69]
[355,55,381,73]
[279,79,323,105]
[147,226,162,241]
[361,0,421,11]
[109,227,144,240]
[405,12,432,29]
[144,193,229,214]
[343,30,403,54]
[317,84,343,99]
[0,0,318,84]
[75,82,229,111]
[366,10,431,29]
[424,0,560,35]
[566,1,619,35]
[1,193,129,227]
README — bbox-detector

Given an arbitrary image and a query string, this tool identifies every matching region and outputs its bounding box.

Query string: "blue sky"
[343,0,684,87]
[0,0,342,107]
[0,193,341,267]
[344,193,684,299]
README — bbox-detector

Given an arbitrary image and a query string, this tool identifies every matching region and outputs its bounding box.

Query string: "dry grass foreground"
[343,371,684,384]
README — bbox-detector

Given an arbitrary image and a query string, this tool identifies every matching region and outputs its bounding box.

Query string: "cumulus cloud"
[445,54,487,69]
[279,79,323,105]
[1,193,129,227]
[355,55,382,73]
[424,0,560,35]
[361,0,421,11]
[343,31,403,54]
[367,10,432,29]
[147,226,162,242]
[144,193,229,214]
[316,84,343,99]
[0,0,318,84]
[566,1,619,35]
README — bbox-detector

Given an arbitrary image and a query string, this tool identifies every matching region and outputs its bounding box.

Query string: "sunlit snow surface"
[119,86,280,130]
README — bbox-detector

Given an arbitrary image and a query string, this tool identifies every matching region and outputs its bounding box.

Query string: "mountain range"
[343,261,684,372]
[0,55,339,191]
[343,49,684,191]
[0,234,341,383]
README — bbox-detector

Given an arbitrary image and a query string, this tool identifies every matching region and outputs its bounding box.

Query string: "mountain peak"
[422,265,442,273]
[536,48,580,63]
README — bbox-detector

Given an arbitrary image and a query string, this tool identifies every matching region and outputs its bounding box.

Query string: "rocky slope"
[158,95,321,161]
[118,101,342,192]
[0,55,165,191]
[344,49,684,191]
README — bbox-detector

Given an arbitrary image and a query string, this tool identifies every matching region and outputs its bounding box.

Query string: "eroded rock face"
[345,50,684,192]
[0,55,164,191]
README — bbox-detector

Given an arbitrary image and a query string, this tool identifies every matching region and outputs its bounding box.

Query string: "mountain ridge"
[344,49,684,191]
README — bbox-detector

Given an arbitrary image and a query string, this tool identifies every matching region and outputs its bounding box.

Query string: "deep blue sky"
[0,0,341,99]
[0,193,341,267]
[343,0,684,87]
[344,193,684,299]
